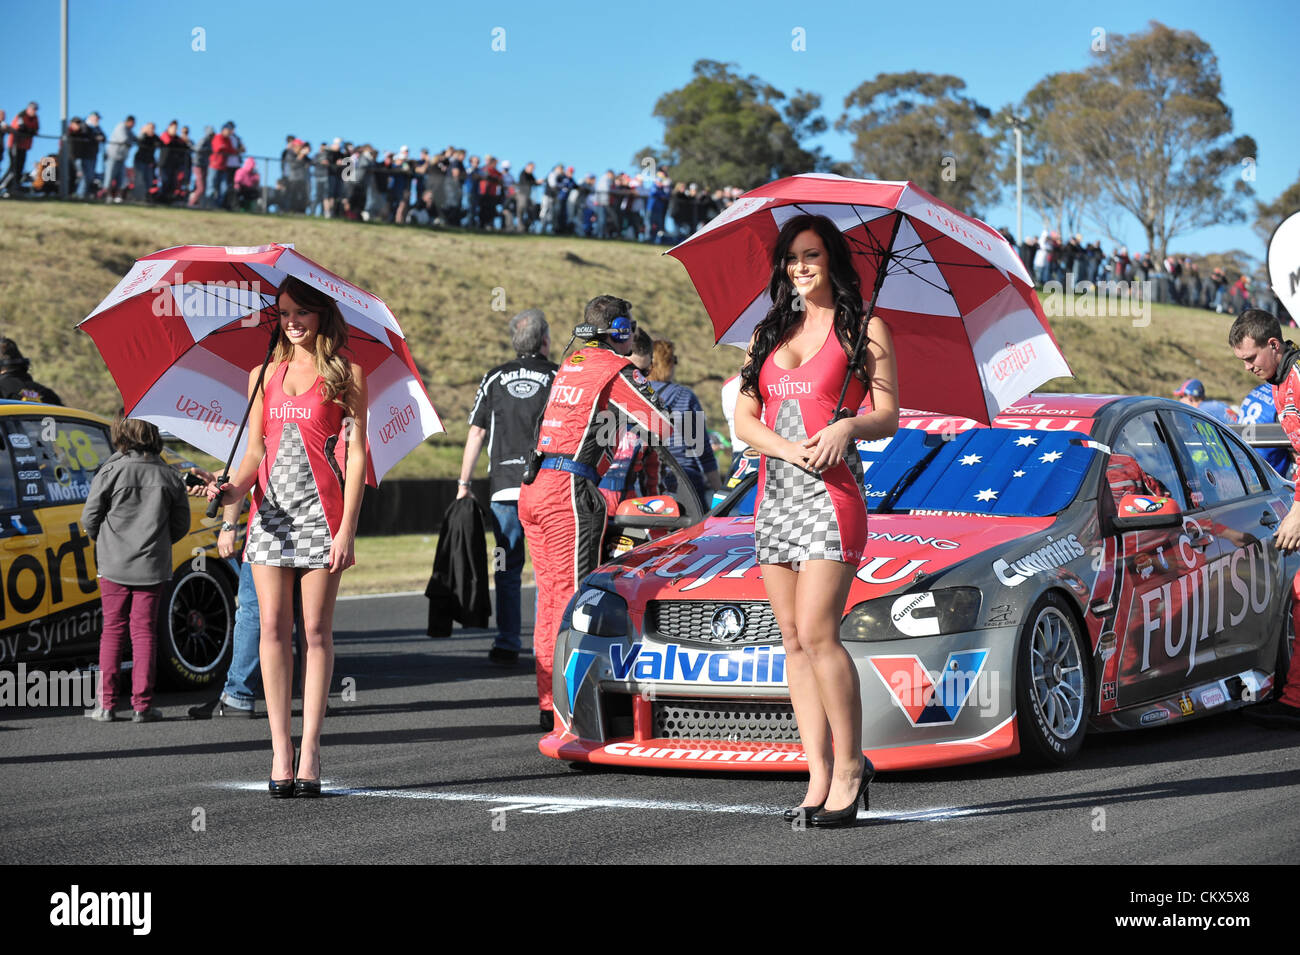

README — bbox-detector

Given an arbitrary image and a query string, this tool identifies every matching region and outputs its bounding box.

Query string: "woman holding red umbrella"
[734,214,898,827]
[209,276,368,798]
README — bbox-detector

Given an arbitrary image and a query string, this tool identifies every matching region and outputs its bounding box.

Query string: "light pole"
[59,0,69,197]
[1007,114,1030,246]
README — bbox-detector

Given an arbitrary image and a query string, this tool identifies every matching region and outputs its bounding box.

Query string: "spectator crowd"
[0,100,743,245]
[1013,228,1286,318]
[1,98,1286,317]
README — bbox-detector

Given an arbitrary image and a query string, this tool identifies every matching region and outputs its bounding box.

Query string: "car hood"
[601,511,1057,607]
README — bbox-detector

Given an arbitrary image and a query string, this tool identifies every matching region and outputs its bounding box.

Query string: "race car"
[0,401,241,689]
[541,394,1298,772]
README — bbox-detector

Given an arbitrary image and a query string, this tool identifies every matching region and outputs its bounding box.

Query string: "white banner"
[1269,211,1300,321]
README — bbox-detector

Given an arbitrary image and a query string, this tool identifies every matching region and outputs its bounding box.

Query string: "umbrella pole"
[205,328,280,519]
[832,211,903,423]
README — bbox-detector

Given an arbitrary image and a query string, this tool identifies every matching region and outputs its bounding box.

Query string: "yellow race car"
[0,400,241,688]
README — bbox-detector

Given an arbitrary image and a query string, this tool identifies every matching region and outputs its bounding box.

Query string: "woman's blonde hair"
[274,275,356,415]
[649,339,676,382]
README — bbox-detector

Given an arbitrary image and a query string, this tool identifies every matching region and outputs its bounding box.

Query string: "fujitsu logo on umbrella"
[306,270,370,310]
[378,404,417,444]
[175,395,238,437]
[992,342,1039,382]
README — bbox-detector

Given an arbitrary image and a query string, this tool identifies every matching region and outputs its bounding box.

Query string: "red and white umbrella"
[77,243,443,483]
[667,174,1072,423]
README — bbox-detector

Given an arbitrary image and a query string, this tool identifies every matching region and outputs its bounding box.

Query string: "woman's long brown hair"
[274,275,356,416]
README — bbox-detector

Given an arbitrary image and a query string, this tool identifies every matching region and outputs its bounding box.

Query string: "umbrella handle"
[830,211,903,425]
[206,328,280,520]
[205,474,229,520]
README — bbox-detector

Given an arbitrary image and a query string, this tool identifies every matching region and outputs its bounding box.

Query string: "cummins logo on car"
[891,592,939,636]
[993,534,1085,586]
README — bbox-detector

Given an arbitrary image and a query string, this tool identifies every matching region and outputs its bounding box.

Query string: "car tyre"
[1016,591,1089,766]
[156,564,235,689]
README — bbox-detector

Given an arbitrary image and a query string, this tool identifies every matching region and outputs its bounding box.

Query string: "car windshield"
[725,428,1098,518]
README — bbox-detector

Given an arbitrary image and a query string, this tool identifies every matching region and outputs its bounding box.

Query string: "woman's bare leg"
[763,561,832,808]
[253,564,297,780]
[295,567,341,781]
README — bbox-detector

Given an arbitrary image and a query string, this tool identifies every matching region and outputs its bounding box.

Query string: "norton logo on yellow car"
[0,522,98,663]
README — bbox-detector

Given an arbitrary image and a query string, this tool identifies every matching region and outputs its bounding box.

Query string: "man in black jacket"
[0,339,61,405]
[458,309,557,664]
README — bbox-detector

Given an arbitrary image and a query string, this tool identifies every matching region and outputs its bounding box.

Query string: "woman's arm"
[803,316,900,471]
[329,365,368,573]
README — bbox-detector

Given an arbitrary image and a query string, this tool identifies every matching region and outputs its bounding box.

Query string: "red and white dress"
[245,363,348,568]
[755,325,869,566]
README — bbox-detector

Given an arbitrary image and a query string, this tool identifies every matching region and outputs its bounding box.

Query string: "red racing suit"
[519,340,672,712]
[1271,346,1300,707]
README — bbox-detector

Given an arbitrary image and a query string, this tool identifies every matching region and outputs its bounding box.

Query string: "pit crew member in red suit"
[518,295,672,729]
[1230,308,1300,727]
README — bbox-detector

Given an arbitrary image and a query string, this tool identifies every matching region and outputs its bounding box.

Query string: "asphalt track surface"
[2,589,1299,866]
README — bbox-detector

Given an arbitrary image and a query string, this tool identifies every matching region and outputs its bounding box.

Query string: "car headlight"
[841,587,982,642]
[563,587,630,637]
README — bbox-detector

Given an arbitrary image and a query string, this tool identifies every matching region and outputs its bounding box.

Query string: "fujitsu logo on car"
[1138,538,1272,676]
[993,534,1085,586]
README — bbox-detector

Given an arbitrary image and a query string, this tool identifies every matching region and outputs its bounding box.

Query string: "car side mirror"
[1112,493,1183,530]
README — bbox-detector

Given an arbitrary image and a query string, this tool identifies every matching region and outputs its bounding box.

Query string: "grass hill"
[0,200,1266,478]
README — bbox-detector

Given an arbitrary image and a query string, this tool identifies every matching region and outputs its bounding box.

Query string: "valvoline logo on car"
[610,642,786,685]
[870,650,990,726]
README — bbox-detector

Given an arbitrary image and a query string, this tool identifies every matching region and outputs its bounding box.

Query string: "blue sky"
[3,0,1296,259]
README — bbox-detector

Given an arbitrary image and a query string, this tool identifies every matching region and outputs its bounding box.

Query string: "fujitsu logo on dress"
[269,405,312,421]
[766,375,811,399]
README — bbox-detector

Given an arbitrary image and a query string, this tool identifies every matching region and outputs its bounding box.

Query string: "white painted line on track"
[338,585,536,602]
[336,590,424,601]
[212,781,978,822]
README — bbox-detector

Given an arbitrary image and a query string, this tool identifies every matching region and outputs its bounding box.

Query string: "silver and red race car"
[540,394,1297,772]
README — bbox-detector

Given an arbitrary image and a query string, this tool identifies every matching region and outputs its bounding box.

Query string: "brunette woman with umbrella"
[733,214,898,827]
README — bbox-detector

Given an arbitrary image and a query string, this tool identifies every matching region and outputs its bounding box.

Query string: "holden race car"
[0,401,241,689]
[541,394,1298,772]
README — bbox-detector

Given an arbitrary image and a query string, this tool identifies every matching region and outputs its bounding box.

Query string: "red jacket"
[534,342,671,476]
[7,110,38,150]
[1272,346,1300,502]
[209,132,236,170]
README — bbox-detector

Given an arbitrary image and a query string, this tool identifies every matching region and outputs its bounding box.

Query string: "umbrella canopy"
[78,243,443,483]
[667,174,1072,423]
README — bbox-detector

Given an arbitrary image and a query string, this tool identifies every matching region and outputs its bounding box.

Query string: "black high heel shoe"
[294,750,321,798]
[810,756,874,828]
[269,747,296,799]
[782,803,824,823]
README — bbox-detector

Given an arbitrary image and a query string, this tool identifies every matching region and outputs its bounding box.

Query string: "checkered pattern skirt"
[755,399,865,565]
[244,423,334,568]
